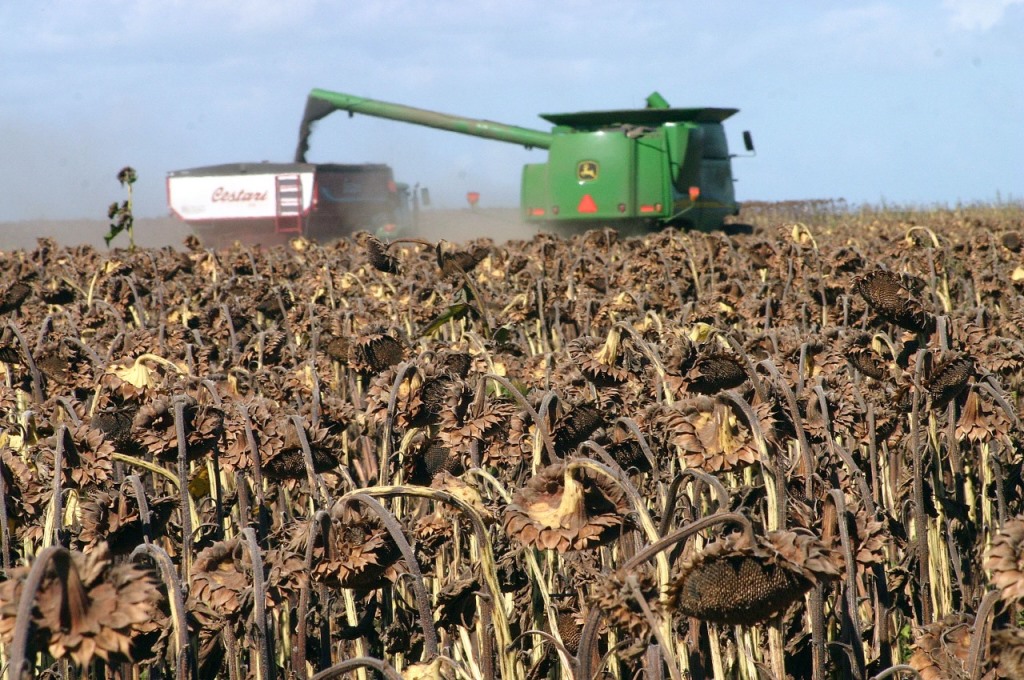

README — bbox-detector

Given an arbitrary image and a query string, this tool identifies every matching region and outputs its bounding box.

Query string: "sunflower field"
[2,202,1024,679]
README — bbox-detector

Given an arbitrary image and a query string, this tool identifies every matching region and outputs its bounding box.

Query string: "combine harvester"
[297,88,755,234]
[167,88,753,246]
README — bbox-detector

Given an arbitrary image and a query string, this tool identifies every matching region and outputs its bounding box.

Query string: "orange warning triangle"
[577,194,598,213]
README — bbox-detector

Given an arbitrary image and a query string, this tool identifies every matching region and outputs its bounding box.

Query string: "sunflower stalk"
[310,657,404,680]
[6,546,72,676]
[909,349,932,624]
[346,493,439,660]
[659,469,730,537]
[826,488,867,676]
[173,398,195,579]
[339,485,521,680]
[0,447,10,572]
[736,626,760,680]
[5,323,44,403]
[42,425,68,549]
[568,454,670,582]
[294,509,330,676]
[130,542,192,680]
[289,414,328,510]
[239,404,270,536]
[722,390,782,530]
[965,590,1000,680]
[111,453,204,536]
[381,361,416,486]
[483,372,557,462]
[981,441,993,553]
[627,573,679,680]
[519,548,575,677]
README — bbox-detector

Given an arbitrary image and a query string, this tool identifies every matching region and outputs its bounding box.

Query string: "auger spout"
[296,88,553,162]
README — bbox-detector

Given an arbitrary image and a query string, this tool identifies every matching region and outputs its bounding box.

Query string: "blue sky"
[1,0,1021,221]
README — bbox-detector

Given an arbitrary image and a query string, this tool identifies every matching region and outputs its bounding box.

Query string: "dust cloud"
[0,208,540,254]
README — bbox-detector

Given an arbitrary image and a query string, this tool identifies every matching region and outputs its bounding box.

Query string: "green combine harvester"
[296,89,754,234]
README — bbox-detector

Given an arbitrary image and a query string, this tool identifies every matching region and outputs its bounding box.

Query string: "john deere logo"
[577,160,599,182]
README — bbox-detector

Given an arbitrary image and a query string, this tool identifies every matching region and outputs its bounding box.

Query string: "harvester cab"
[296,88,753,233]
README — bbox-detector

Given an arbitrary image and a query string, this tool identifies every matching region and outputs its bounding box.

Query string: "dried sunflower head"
[990,628,1024,679]
[503,462,632,552]
[132,394,224,462]
[849,504,888,572]
[0,544,166,668]
[0,326,22,364]
[566,335,630,385]
[665,528,840,626]
[38,424,116,490]
[289,501,404,591]
[90,404,139,453]
[259,416,339,480]
[479,397,530,468]
[555,606,585,656]
[430,377,481,449]
[77,487,176,556]
[684,347,747,395]
[435,572,480,629]
[437,241,490,277]
[187,538,252,628]
[551,401,606,457]
[979,336,1024,377]
[412,510,455,563]
[956,387,1012,444]
[439,349,473,378]
[410,370,458,427]
[365,364,422,431]
[321,333,350,363]
[355,231,400,274]
[830,245,865,273]
[253,287,286,321]
[0,274,35,315]
[661,397,760,473]
[589,566,660,648]
[854,269,934,333]
[986,516,1024,604]
[908,615,972,680]
[842,333,889,381]
[800,383,857,443]
[606,438,651,473]
[349,327,405,374]
[405,438,464,485]
[34,337,96,391]
[660,329,696,375]
[1,445,51,546]
[239,327,289,367]
[924,352,974,409]
[188,535,301,635]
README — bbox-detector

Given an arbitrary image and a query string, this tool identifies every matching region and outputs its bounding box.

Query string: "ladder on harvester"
[274,174,303,234]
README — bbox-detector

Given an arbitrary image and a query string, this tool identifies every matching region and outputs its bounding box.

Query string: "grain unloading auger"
[296,88,754,233]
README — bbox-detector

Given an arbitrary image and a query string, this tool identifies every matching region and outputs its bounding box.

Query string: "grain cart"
[296,89,754,233]
[167,163,416,248]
